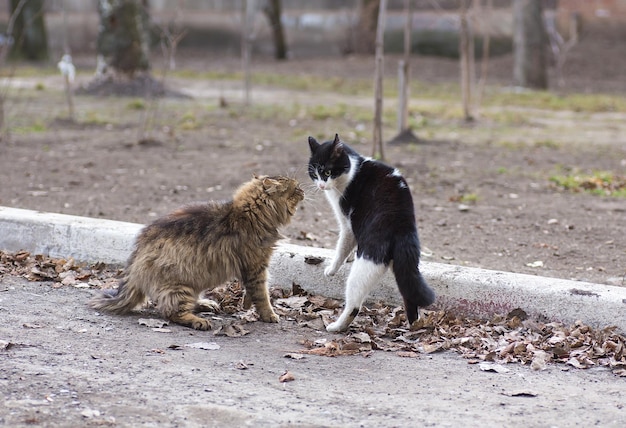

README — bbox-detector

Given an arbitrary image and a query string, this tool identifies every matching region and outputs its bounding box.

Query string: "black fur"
[308,134,435,324]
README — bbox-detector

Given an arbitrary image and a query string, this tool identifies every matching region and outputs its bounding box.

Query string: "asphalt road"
[0,276,624,427]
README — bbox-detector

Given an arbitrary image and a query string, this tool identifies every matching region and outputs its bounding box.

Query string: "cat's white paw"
[324,265,337,277]
[326,321,345,332]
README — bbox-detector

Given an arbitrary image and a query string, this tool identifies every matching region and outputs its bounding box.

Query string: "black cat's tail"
[88,279,145,315]
[392,234,435,325]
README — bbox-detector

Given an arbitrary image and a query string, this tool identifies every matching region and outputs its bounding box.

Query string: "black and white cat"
[308,134,435,332]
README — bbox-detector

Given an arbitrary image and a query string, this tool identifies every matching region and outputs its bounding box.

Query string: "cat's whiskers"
[286,164,308,181]
[298,190,319,209]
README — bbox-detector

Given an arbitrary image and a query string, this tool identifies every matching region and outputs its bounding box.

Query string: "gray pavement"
[1,275,624,428]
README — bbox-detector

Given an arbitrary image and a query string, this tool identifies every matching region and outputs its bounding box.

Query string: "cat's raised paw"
[324,265,338,277]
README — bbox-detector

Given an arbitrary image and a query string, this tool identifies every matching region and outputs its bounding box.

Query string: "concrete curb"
[2,206,625,332]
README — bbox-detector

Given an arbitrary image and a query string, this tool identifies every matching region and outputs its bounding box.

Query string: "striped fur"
[89,175,304,330]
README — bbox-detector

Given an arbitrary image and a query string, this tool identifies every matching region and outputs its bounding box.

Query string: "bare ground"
[1,52,625,285]
[1,276,625,427]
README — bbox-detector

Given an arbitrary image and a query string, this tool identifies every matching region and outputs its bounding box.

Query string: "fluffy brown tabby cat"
[89,175,304,330]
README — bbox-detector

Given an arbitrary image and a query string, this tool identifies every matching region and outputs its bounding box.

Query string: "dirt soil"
[1,38,626,426]
[1,47,625,286]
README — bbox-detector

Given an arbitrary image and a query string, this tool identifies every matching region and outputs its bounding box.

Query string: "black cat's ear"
[330,134,344,159]
[308,136,320,154]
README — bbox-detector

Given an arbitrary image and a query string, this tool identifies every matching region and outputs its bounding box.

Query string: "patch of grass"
[482,109,531,126]
[534,139,561,149]
[257,73,373,96]
[172,67,624,114]
[0,65,57,78]
[413,104,465,121]
[241,104,293,121]
[239,102,373,124]
[550,170,626,197]
[407,111,428,129]
[172,70,372,96]
[460,193,479,203]
[309,103,349,121]
[496,167,508,174]
[127,99,146,110]
[494,139,561,150]
[82,112,110,126]
[449,192,479,204]
[486,90,626,113]
[13,121,46,134]
[178,111,201,130]
[34,82,45,91]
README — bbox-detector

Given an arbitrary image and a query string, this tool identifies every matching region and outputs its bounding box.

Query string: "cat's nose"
[318,182,326,190]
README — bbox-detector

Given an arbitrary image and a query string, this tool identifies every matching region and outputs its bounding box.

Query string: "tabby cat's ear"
[262,177,281,194]
[308,136,320,154]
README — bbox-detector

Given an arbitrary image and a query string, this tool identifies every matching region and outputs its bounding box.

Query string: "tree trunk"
[351,0,379,55]
[459,0,475,121]
[97,0,151,77]
[262,0,287,60]
[397,0,412,133]
[372,0,387,160]
[513,0,548,89]
[475,0,492,114]
[242,0,255,105]
[9,0,48,61]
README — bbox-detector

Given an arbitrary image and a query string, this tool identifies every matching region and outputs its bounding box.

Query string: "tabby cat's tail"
[88,280,145,315]
[392,234,435,325]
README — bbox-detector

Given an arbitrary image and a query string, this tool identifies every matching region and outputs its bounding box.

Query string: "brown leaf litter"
[1,250,625,376]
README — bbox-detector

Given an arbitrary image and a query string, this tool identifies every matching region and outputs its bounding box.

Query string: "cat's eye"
[324,170,331,177]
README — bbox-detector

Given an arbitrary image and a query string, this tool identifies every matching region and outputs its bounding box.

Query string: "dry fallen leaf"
[351,332,371,343]
[235,360,249,370]
[213,323,249,337]
[530,350,550,371]
[23,323,44,329]
[275,296,309,309]
[304,256,324,265]
[279,370,295,383]
[14,250,30,262]
[307,295,342,310]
